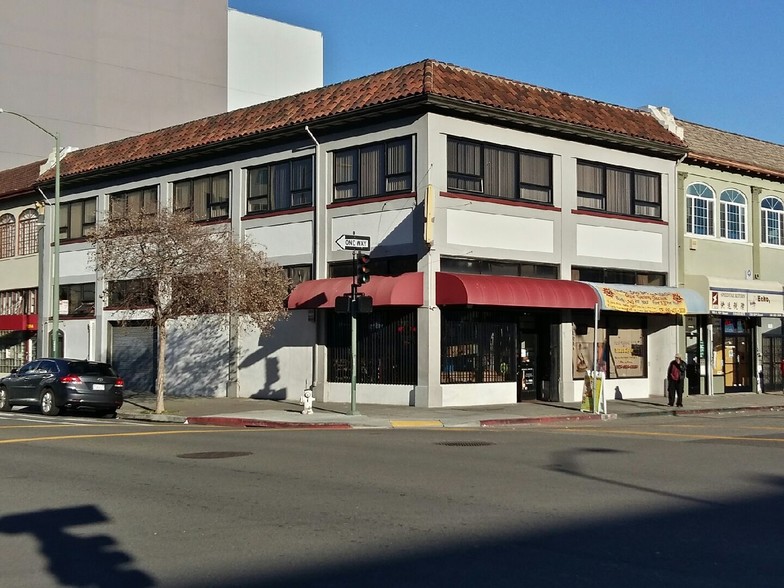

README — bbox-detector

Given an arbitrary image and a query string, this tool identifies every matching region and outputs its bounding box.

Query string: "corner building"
[37,61,704,405]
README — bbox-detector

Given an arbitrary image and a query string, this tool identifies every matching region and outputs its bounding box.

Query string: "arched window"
[0,214,15,258]
[17,208,39,256]
[686,182,714,235]
[762,196,784,245]
[720,189,747,241]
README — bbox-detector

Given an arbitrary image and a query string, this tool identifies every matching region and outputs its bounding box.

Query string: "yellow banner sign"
[598,287,687,314]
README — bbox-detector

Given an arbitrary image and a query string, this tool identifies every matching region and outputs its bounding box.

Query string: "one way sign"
[335,234,371,251]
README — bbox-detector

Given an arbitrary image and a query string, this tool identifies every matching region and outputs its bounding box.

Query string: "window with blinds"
[173,171,230,222]
[333,137,413,200]
[577,160,661,219]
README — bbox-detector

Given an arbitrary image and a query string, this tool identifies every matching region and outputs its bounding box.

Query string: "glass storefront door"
[712,317,753,392]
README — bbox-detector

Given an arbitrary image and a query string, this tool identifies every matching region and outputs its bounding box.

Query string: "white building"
[31,60,707,406]
[0,0,323,170]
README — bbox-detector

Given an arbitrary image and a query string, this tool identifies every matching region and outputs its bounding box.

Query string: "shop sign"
[598,287,687,314]
[710,289,784,316]
[747,292,784,316]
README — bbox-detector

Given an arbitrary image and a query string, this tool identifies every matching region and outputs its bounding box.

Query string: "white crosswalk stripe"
[0,413,154,426]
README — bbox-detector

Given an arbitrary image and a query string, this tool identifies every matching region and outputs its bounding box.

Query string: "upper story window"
[59,283,95,317]
[441,257,558,279]
[247,156,313,214]
[0,214,15,258]
[686,182,715,236]
[0,288,36,315]
[761,196,784,246]
[60,198,96,241]
[447,138,553,204]
[333,137,412,200]
[571,266,666,286]
[174,171,230,222]
[719,189,746,241]
[577,161,661,219]
[110,186,158,217]
[18,209,39,256]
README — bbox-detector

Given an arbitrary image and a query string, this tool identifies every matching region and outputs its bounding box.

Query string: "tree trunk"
[155,321,167,414]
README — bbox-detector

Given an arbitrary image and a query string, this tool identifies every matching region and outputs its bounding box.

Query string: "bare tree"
[89,210,290,413]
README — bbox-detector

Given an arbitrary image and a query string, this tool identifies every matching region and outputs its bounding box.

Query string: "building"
[0,0,323,170]
[27,60,707,406]
[647,109,784,394]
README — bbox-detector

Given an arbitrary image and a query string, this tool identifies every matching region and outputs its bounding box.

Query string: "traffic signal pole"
[349,277,359,416]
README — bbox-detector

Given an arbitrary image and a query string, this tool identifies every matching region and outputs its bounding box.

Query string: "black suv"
[0,359,124,417]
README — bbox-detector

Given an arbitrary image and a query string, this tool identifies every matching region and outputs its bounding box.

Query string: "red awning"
[436,272,599,309]
[0,314,38,331]
[287,272,424,309]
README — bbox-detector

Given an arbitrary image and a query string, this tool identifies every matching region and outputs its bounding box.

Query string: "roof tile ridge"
[430,60,654,117]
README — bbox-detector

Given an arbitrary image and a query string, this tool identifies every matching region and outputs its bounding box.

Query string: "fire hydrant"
[300,389,314,415]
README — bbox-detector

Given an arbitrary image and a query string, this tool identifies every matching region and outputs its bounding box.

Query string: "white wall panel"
[331,209,414,251]
[576,225,663,263]
[446,209,554,253]
[245,221,312,258]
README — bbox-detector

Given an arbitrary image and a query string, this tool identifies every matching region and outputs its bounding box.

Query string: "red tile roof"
[0,159,46,199]
[27,60,685,184]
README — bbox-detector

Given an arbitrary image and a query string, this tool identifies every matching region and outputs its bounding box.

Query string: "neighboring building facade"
[30,60,700,406]
[0,161,45,372]
[0,0,323,170]
[650,112,784,394]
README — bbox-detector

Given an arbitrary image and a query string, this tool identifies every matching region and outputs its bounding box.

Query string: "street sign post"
[335,234,371,251]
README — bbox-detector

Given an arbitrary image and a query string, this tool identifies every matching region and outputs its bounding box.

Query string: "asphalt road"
[1,411,783,587]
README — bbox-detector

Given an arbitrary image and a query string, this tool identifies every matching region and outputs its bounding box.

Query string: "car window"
[68,362,117,377]
[37,360,59,374]
[17,361,40,375]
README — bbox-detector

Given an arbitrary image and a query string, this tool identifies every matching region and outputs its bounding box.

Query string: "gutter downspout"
[305,126,320,394]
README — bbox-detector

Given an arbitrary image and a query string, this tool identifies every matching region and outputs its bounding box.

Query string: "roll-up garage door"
[109,323,156,393]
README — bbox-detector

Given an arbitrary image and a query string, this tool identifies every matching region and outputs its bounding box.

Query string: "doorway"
[713,317,752,392]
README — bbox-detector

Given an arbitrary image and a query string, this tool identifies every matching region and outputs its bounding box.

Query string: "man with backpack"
[667,353,687,407]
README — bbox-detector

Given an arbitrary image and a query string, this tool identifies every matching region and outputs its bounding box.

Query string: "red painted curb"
[480,413,612,427]
[185,416,352,429]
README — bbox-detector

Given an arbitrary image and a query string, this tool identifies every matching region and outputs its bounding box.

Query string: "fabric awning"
[435,272,599,309]
[287,272,424,309]
[0,314,38,331]
[584,283,708,315]
[685,275,784,316]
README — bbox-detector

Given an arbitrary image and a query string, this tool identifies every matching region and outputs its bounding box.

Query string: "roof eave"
[685,152,784,182]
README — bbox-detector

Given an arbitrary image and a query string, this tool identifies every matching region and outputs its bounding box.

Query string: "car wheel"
[99,411,117,419]
[40,389,60,416]
[0,387,10,411]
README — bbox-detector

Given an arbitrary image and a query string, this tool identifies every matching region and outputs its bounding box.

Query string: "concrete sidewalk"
[117,390,784,429]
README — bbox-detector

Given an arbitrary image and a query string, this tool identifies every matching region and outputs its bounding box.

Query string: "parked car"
[0,358,124,417]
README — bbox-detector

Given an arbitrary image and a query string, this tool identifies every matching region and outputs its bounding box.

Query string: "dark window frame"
[247,156,313,214]
[333,137,413,201]
[440,257,559,279]
[173,171,231,222]
[577,160,661,219]
[59,283,95,317]
[571,266,666,286]
[60,198,97,241]
[110,186,159,217]
[0,213,15,258]
[447,137,553,204]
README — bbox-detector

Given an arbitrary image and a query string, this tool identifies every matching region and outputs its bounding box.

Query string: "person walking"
[667,353,687,407]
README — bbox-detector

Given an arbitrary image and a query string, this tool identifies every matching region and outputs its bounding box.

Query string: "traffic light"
[356,254,371,285]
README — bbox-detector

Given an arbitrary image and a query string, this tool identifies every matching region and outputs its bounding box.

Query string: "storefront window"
[326,308,417,385]
[573,314,646,379]
[442,309,517,384]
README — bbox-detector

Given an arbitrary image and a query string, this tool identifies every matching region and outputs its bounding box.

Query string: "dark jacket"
[667,359,686,383]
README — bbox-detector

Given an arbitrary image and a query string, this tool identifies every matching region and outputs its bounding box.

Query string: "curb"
[185,416,352,429]
[480,413,616,427]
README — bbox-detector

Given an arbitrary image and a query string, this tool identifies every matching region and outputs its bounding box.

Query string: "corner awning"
[435,272,599,309]
[584,283,708,315]
[685,275,784,316]
[287,272,424,309]
[0,314,38,331]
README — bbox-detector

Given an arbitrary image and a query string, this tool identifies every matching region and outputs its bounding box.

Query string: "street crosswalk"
[0,412,154,426]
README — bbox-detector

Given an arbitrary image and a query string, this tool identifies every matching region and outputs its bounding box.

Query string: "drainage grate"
[177,451,252,459]
[435,441,495,447]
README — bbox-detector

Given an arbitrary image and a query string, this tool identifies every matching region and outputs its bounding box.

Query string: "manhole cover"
[435,441,495,447]
[177,451,252,459]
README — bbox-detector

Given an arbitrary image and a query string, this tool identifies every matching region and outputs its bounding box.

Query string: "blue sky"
[229,0,784,146]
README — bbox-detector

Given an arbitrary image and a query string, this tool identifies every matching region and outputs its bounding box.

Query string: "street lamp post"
[0,109,61,357]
